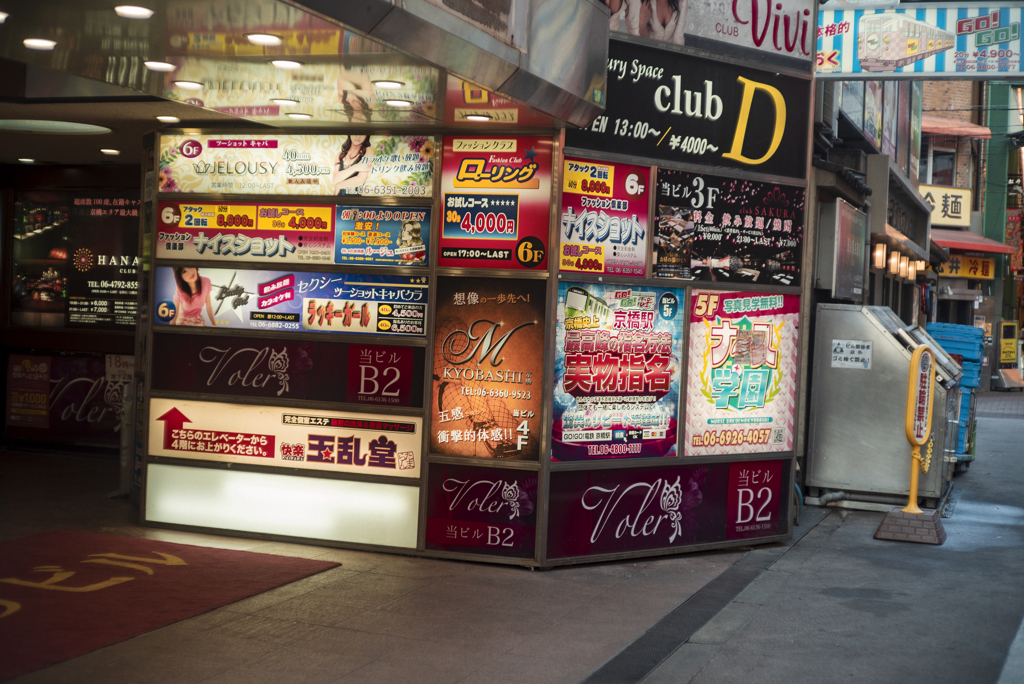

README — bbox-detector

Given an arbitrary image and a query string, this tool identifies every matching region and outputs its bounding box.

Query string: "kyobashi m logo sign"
[441,319,536,367]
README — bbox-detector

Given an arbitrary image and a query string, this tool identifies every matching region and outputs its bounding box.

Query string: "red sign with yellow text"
[439,136,553,270]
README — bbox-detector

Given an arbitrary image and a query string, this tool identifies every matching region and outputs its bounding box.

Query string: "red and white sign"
[149,398,421,478]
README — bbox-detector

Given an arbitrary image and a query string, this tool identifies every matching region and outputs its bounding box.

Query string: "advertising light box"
[438,136,553,270]
[684,291,800,456]
[655,169,804,285]
[552,282,684,462]
[335,206,430,267]
[159,134,433,197]
[148,398,422,478]
[430,276,547,461]
[152,266,427,336]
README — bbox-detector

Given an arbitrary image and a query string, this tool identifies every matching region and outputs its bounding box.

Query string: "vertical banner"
[430,276,547,460]
[552,282,684,461]
[438,136,553,270]
[726,460,784,540]
[559,158,650,277]
[425,464,538,558]
[685,291,800,456]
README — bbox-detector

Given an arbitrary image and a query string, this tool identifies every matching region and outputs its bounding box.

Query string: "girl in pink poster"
[172,266,215,326]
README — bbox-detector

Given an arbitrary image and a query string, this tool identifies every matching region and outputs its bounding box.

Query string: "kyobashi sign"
[818,6,1024,78]
[566,40,809,179]
[148,398,422,478]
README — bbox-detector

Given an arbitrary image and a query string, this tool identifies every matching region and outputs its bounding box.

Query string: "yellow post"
[902,346,935,515]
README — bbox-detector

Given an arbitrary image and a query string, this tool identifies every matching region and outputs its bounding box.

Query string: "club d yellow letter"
[722,77,786,166]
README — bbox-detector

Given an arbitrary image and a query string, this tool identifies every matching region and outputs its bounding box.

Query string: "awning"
[921,115,991,139]
[931,228,1016,255]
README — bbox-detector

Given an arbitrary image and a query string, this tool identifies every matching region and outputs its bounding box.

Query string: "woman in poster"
[398,220,426,264]
[605,0,686,44]
[333,135,373,195]
[172,266,215,326]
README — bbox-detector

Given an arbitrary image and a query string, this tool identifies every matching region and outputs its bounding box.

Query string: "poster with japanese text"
[159,134,433,197]
[157,201,336,263]
[335,206,431,267]
[684,291,800,457]
[438,136,552,270]
[553,282,684,461]
[431,276,547,460]
[149,398,421,478]
[559,157,649,278]
[1007,208,1022,272]
[152,266,427,336]
[655,170,803,286]
[425,463,538,558]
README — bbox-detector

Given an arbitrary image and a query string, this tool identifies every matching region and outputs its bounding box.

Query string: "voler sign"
[566,40,809,180]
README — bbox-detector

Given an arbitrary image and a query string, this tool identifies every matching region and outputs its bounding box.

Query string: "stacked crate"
[925,323,983,457]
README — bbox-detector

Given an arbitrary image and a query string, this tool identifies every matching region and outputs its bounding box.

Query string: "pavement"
[1,390,1022,683]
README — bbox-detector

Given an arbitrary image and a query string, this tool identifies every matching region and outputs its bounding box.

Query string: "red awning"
[931,228,1016,255]
[921,115,991,139]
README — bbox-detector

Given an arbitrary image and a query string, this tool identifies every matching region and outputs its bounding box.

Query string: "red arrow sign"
[156,408,191,448]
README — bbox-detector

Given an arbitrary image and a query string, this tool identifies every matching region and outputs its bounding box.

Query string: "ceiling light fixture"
[0,119,111,134]
[101,149,121,156]
[114,5,154,19]
[271,98,299,106]
[156,115,180,123]
[246,33,283,46]
[286,113,311,120]
[18,158,35,164]
[372,80,405,89]
[270,60,303,70]
[23,38,56,50]
[0,12,9,24]
[384,99,412,108]
[173,80,203,90]
[465,114,492,122]
[144,61,176,72]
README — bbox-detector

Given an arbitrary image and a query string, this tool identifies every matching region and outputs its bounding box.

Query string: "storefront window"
[930,149,956,186]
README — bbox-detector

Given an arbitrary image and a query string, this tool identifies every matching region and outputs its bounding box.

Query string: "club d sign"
[566,39,809,180]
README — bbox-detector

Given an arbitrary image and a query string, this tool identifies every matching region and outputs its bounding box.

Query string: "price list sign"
[438,136,553,270]
[560,158,650,277]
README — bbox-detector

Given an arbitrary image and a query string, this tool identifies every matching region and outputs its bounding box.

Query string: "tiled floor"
[1,450,747,684]
[976,388,1024,418]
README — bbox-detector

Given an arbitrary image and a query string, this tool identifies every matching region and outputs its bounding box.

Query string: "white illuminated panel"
[146,464,419,548]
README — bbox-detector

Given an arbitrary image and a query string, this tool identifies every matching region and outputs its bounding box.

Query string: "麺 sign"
[565,39,809,180]
[546,459,787,559]
[148,398,422,478]
[920,185,971,228]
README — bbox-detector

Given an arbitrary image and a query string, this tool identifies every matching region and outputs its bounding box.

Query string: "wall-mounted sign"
[430,276,547,461]
[1008,208,1023,272]
[5,353,132,445]
[684,291,800,456]
[547,459,787,559]
[560,157,650,277]
[552,282,684,462]
[425,464,538,558]
[1001,321,1020,364]
[150,334,423,407]
[831,340,873,369]
[152,266,427,335]
[817,7,1024,78]
[438,136,553,270]
[158,134,433,197]
[655,169,804,285]
[157,201,336,263]
[444,77,554,127]
[566,40,809,180]
[606,0,815,68]
[920,185,972,228]
[148,398,421,478]
[335,206,430,267]
[936,255,995,279]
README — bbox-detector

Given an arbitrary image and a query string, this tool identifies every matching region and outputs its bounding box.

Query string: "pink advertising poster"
[438,136,553,270]
[684,291,800,457]
[559,157,650,277]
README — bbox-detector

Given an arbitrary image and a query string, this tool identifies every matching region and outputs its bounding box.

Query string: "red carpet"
[0,530,339,681]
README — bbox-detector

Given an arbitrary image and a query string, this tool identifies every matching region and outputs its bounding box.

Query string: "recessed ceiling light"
[24,38,56,50]
[0,120,111,134]
[173,80,203,90]
[465,114,492,122]
[271,60,303,70]
[372,80,405,89]
[101,149,121,156]
[156,115,180,123]
[144,61,176,72]
[18,158,35,164]
[247,33,282,46]
[286,113,311,120]
[271,98,299,106]
[114,5,154,19]
[385,99,412,108]
[0,12,9,24]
